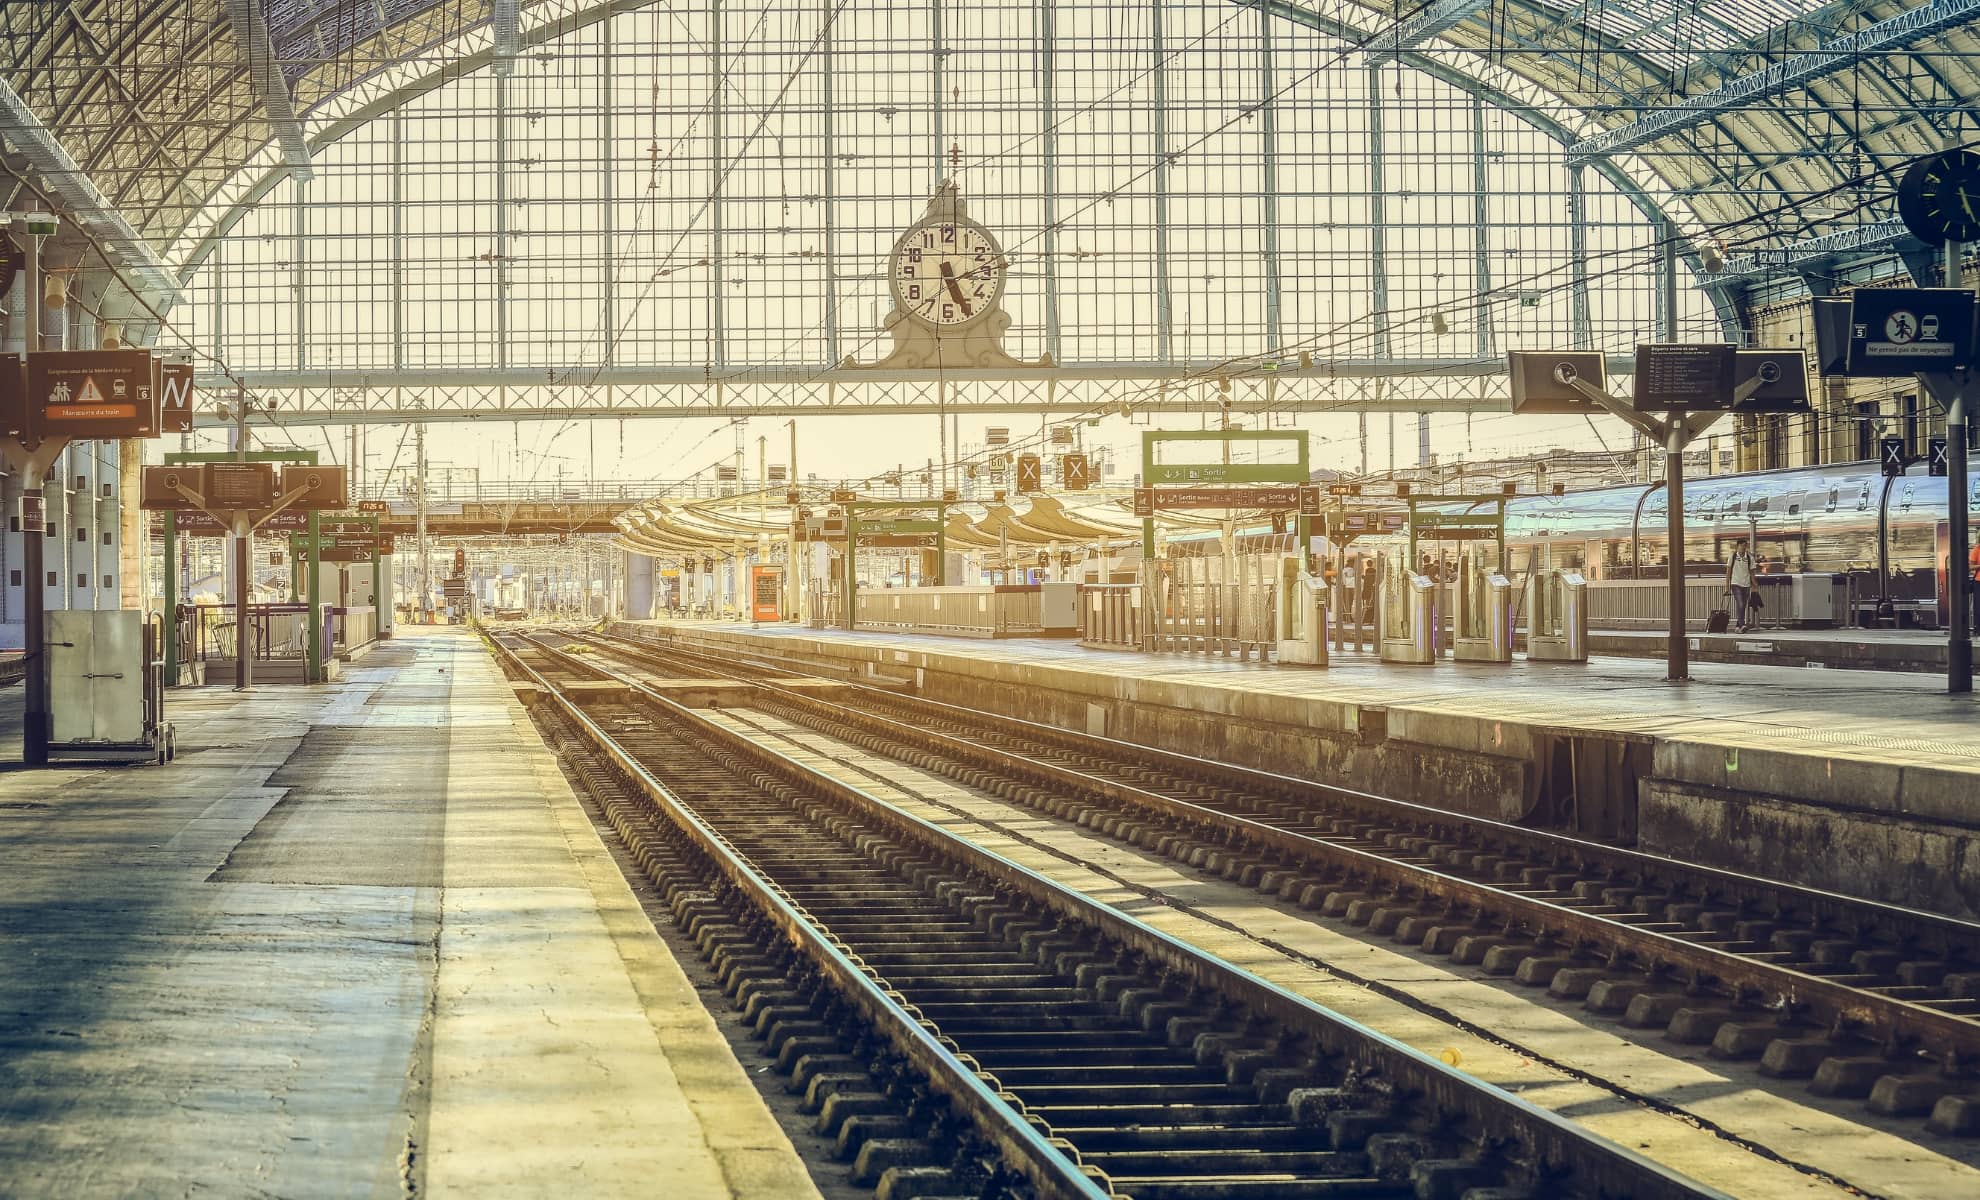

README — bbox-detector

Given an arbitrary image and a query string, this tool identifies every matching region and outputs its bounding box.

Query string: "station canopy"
[3,1,1977,425]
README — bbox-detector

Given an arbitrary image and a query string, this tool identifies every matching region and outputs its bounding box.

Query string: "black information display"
[205,462,276,509]
[1929,437,1949,478]
[1507,351,1606,414]
[1633,343,1736,412]
[1845,288,1975,378]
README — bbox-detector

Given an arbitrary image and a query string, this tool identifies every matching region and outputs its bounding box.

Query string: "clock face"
[890,220,1005,327]
[1897,149,1980,245]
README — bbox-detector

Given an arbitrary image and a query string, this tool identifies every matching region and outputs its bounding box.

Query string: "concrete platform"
[632,619,1980,917]
[0,627,819,1199]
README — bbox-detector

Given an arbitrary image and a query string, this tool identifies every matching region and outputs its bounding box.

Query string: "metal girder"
[179,363,1640,428]
[1695,217,1921,286]
[492,0,522,75]
[196,357,1594,390]
[1362,0,1497,65]
[1568,0,1980,164]
[0,79,180,302]
[224,0,314,180]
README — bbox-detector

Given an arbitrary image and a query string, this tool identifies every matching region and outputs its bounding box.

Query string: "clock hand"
[939,261,973,315]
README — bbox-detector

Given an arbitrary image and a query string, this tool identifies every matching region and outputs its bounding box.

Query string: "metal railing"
[176,603,309,662]
[1140,556,1278,660]
[854,585,1047,637]
[1079,584,1143,650]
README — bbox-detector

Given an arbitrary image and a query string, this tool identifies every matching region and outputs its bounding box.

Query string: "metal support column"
[1366,66,1391,366]
[494,70,511,372]
[708,0,726,368]
[391,110,406,371]
[1258,7,1282,351]
[931,0,946,185]
[599,20,617,353]
[306,509,322,682]
[20,225,48,763]
[293,176,307,370]
[163,517,179,685]
[1664,420,1688,681]
[820,13,840,364]
[1036,0,1061,361]
[1945,238,1972,693]
[1470,95,1495,359]
[1568,165,1593,348]
[1661,220,1687,682]
[1150,0,1174,362]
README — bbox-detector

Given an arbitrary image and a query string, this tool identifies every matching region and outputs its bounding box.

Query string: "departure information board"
[1633,343,1735,412]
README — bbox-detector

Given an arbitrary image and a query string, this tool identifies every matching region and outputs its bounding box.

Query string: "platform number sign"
[1061,453,1089,491]
[1015,454,1042,493]
[1881,437,1908,478]
[1929,437,1949,478]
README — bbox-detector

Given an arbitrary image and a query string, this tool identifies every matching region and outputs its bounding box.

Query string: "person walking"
[1725,541,1755,632]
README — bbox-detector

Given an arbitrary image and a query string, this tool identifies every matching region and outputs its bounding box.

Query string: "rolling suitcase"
[1707,592,1732,634]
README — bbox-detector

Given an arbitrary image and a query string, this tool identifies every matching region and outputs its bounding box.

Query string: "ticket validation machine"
[1453,551,1514,663]
[1378,556,1438,664]
[1526,569,1589,662]
[1276,556,1328,666]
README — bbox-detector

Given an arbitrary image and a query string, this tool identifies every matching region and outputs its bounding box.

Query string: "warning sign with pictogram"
[28,349,162,440]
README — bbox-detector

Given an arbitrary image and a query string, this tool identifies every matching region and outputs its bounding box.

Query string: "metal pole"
[1660,218,1688,683]
[233,387,252,689]
[20,229,48,764]
[163,516,179,686]
[1666,421,1689,682]
[306,510,323,682]
[414,421,428,623]
[1946,237,1972,693]
[787,419,801,619]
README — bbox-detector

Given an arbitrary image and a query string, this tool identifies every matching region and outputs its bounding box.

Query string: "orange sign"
[749,565,783,622]
[28,349,162,439]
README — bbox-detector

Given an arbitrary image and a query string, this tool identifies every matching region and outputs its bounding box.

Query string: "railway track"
[494,630,1723,1200]
[567,627,1980,1139]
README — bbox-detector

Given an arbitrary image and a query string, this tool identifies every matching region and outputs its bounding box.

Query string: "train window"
[1748,496,1768,514]
[1857,484,1871,511]
[1787,503,1800,515]
[1899,483,1915,512]
[1825,487,1838,513]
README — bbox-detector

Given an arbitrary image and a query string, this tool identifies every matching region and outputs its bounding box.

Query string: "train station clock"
[1896,149,1980,246]
[849,180,1046,371]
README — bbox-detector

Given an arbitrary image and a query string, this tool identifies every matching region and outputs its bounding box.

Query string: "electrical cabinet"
[48,610,147,746]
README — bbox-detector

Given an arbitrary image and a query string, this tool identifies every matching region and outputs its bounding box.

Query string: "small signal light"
[1502,482,1518,497]
[1552,482,1566,496]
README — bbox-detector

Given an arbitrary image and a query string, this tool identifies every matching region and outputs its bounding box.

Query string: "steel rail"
[597,628,1980,960]
[518,632,1731,1198]
[491,634,1114,1200]
[579,629,1980,1073]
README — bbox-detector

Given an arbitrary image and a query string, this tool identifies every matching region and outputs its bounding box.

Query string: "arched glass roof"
[1,0,1973,430]
[7,0,1974,252]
